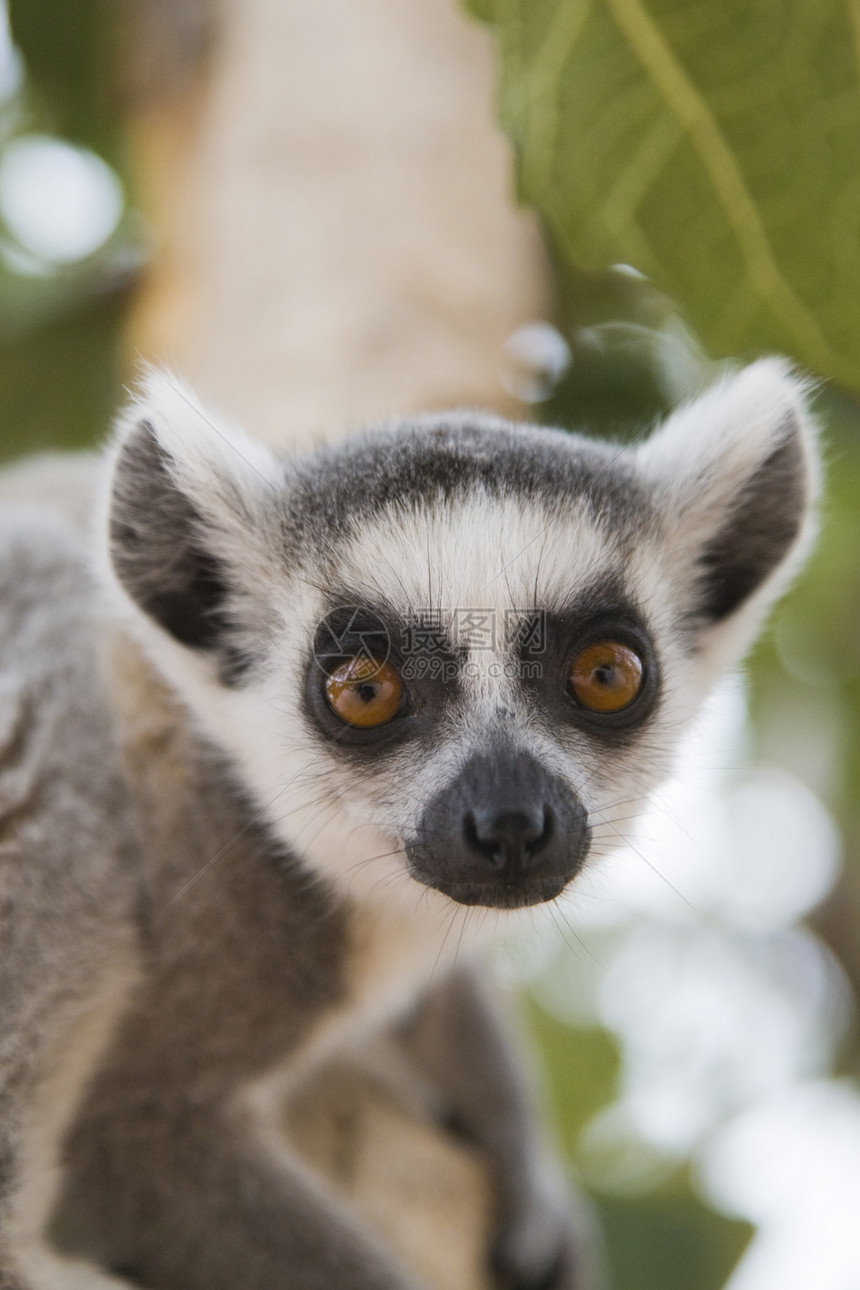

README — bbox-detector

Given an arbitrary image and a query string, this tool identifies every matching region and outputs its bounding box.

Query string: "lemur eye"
[324,657,404,728]
[568,641,644,713]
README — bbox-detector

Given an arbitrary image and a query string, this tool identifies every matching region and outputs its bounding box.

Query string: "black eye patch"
[518,596,661,745]
[312,604,395,675]
[304,599,462,758]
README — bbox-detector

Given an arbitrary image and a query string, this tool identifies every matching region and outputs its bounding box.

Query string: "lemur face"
[106,362,818,915]
[298,469,665,911]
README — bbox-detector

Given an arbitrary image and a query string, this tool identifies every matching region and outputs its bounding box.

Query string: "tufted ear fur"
[635,359,820,654]
[106,370,285,682]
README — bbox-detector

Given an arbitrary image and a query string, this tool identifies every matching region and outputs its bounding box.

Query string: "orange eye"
[324,657,404,728]
[569,641,644,713]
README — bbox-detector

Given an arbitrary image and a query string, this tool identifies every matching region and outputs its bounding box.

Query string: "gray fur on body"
[0,361,819,1290]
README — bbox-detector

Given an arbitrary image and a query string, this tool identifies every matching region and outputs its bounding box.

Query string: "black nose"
[407,749,589,909]
[465,806,552,875]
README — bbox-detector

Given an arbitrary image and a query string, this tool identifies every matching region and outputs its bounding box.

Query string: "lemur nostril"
[463,811,494,864]
[466,806,552,872]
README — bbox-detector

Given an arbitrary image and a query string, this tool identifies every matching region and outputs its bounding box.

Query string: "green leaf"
[464,0,496,21]
[469,0,860,392]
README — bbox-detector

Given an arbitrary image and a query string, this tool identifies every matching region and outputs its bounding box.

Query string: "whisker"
[551,899,607,969]
[596,818,696,911]
[429,901,461,986]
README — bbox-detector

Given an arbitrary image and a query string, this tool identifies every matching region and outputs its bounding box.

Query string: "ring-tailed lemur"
[0,360,818,1290]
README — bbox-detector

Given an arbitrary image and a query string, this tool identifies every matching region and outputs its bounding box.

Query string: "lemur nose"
[466,806,553,873]
[408,750,589,908]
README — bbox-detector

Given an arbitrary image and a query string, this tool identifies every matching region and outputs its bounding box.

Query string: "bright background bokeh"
[1,3,859,1288]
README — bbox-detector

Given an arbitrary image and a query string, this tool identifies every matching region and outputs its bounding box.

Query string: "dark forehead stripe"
[282,414,656,552]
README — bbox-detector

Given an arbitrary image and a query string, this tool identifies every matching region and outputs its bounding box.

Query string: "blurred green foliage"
[9,0,119,153]
[529,998,754,1286]
[0,0,132,460]
[466,0,860,400]
[598,1191,751,1290]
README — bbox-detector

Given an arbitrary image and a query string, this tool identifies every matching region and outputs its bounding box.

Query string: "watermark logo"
[314,605,391,678]
[314,607,547,682]
[401,610,449,659]
[503,608,546,656]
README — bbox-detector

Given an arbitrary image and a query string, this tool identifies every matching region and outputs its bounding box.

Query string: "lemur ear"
[107,370,283,673]
[635,359,821,631]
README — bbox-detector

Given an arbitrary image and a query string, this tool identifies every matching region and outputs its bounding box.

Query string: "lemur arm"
[399,966,604,1290]
[57,1095,428,1290]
